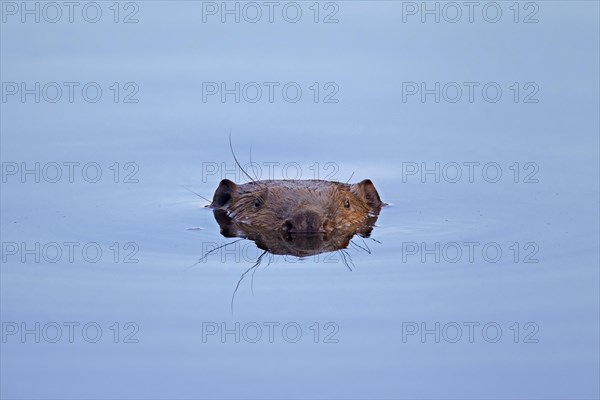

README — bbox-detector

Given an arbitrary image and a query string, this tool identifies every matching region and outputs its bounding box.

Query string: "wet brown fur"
[210,178,383,257]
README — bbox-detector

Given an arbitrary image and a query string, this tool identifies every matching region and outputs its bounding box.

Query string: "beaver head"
[209,179,383,256]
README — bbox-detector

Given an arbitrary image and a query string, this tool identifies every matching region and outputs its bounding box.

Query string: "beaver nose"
[282,210,328,234]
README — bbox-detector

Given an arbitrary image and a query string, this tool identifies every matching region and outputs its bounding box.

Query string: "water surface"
[1,2,599,398]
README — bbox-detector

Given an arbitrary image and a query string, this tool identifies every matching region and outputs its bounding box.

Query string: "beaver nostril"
[283,220,294,232]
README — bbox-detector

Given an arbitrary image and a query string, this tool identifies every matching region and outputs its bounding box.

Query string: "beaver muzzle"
[281,210,331,235]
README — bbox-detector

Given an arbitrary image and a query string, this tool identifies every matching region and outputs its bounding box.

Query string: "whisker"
[366,237,382,244]
[251,257,259,296]
[229,130,263,187]
[185,239,245,271]
[337,248,353,272]
[345,171,355,184]
[263,253,274,269]
[181,185,212,204]
[231,250,267,315]
[350,239,371,254]
[248,142,260,181]
[360,236,372,253]
[342,249,356,271]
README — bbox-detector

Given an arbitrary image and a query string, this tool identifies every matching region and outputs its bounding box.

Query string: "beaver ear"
[211,179,238,208]
[351,179,383,211]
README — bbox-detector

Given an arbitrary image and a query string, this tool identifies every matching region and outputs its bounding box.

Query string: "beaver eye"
[254,198,262,208]
[344,199,351,209]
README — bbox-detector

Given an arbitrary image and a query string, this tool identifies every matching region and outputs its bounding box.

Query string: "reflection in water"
[205,178,385,312]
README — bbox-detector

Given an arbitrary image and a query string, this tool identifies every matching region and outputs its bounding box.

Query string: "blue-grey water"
[1,1,599,399]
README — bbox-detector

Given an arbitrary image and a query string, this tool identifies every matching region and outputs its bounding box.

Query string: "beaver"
[210,178,384,257]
